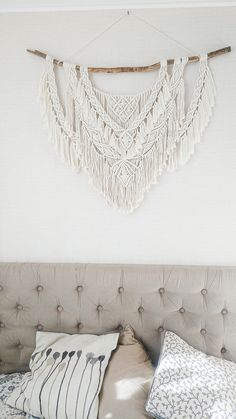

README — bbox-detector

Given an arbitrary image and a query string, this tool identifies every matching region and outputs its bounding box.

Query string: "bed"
[0,263,236,418]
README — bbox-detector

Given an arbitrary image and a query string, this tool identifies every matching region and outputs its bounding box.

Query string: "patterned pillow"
[0,373,36,419]
[146,331,236,419]
[7,331,118,419]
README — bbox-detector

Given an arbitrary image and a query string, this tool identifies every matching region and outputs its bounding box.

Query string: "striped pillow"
[7,331,118,419]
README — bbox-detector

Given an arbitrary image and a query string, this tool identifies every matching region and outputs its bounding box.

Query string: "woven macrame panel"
[40,55,216,212]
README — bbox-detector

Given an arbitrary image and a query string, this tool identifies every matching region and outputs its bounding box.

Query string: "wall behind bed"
[0,7,236,264]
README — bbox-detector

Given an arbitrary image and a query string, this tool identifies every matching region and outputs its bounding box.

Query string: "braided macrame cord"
[39,53,216,212]
[39,56,81,171]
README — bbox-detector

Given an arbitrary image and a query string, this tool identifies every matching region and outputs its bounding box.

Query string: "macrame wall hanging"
[28,12,231,212]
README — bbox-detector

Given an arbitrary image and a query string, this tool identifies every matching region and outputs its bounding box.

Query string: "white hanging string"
[132,11,195,55]
[63,9,195,64]
[64,11,128,62]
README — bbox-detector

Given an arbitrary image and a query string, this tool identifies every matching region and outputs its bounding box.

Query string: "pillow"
[7,331,118,419]
[146,331,236,419]
[99,325,154,419]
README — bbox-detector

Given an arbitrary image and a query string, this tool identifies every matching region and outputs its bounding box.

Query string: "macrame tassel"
[79,119,172,212]
[63,62,77,129]
[39,56,81,172]
[176,78,185,125]
[167,56,216,170]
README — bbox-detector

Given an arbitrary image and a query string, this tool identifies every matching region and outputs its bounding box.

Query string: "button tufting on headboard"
[159,287,165,294]
[0,263,236,374]
[36,324,44,331]
[17,344,24,350]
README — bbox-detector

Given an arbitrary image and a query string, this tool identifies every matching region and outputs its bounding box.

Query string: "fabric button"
[37,285,44,292]
[201,289,207,295]
[158,326,164,333]
[36,324,44,331]
[17,344,24,350]
[200,328,207,335]
[159,287,165,294]
[77,285,83,292]
[138,306,144,313]
[118,286,124,294]
[179,307,185,314]
[16,304,23,311]
[57,305,63,312]
[221,308,228,315]
[221,347,227,354]
[117,325,123,332]
[77,322,84,330]
[0,322,5,328]
[97,305,103,312]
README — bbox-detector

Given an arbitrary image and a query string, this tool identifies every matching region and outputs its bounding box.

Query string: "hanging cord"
[64,9,194,62]
[64,11,128,62]
[132,11,195,55]
[27,9,231,72]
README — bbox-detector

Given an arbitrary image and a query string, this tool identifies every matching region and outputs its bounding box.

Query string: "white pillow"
[146,331,236,419]
[7,331,118,419]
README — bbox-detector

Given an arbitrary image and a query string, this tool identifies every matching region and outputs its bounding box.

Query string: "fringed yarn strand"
[167,55,216,170]
[39,56,81,171]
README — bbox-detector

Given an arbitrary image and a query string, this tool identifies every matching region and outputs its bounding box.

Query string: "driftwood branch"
[27,46,231,73]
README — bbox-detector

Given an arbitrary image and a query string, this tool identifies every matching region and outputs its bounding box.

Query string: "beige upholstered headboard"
[0,263,236,373]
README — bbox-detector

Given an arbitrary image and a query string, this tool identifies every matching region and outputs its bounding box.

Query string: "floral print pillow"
[146,331,236,419]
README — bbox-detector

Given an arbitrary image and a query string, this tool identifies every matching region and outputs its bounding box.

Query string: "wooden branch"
[27,46,231,73]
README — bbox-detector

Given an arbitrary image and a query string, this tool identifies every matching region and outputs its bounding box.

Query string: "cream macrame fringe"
[39,55,216,212]
[39,56,81,172]
[167,57,216,170]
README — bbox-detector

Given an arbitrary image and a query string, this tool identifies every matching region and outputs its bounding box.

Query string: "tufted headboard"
[0,263,236,373]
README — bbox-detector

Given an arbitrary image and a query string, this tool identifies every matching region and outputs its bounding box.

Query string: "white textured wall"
[0,8,236,264]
